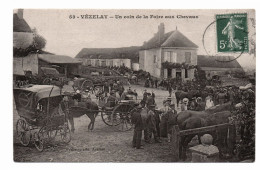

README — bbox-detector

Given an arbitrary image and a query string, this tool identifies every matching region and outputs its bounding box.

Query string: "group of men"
[132,92,178,149]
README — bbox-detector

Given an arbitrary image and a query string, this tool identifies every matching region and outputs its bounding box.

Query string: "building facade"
[139,23,198,80]
[79,58,131,68]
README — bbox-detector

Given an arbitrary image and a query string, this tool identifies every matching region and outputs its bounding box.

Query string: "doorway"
[167,69,172,78]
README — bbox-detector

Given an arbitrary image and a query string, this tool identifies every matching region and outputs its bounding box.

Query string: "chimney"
[17,9,24,19]
[158,23,165,43]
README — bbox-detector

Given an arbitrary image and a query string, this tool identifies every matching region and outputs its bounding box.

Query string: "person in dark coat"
[165,104,177,142]
[131,105,144,149]
[154,79,158,88]
[146,105,162,143]
[72,90,81,102]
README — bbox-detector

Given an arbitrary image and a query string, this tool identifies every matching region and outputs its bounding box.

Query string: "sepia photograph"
[12,8,256,163]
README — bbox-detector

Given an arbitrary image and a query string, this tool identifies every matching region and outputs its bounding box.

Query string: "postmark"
[216,13,248,53]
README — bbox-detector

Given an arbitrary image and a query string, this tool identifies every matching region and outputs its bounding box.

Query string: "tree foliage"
[13,29,46,57]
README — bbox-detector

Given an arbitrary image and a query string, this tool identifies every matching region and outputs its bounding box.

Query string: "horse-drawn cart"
[100,93,139,131]
[14,85,71,151]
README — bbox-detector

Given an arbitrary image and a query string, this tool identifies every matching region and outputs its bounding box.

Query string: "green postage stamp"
[216,13,248,53]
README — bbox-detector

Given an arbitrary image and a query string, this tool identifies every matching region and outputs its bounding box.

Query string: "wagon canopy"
[14,85,62,111]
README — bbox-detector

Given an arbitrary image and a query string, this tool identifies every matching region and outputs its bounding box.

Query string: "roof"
[142,29,198,50]
[13,14,32,33]
[40,67,59,75]
[197,55,242,69]
[14,85,62,101]
[38,54,82,64]
[75,46,140,63]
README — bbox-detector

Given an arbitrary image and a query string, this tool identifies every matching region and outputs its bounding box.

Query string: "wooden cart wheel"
[16,118,31,146]
[101,110,118,126]
[60,123,71,143]
[112,104,134,131]
[34,126,48,152]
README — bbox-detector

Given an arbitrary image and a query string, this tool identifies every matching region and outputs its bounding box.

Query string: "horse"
[176,102,235,160]
[62,96,99,132]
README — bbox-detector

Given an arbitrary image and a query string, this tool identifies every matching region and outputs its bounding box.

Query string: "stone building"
[75,47,140,69]
[139,23,198,80]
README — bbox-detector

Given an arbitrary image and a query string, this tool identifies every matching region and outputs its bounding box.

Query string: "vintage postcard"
[13,9,255,162]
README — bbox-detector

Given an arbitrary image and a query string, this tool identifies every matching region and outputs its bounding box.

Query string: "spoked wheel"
[16,118,31,146]
[60,123,71,143]
[34,126,48,152]
[112,104,135,131]
[101,110,119,126]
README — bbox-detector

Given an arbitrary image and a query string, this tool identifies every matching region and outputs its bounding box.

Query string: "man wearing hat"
[181,98,189,111]
[146,105,162,143]
[195,97,205,111]
[146,93,156,108]
[131,104,145,149]
[106,91,117,108]
[159,100,171,137]
[72,89,82,102]
[165,103,177,142]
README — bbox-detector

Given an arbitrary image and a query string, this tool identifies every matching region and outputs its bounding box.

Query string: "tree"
[13,28,47,57]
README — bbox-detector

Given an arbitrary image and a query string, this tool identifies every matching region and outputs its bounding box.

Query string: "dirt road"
[13,85,178,162]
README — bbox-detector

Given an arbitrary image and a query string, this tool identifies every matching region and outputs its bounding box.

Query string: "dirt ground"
[13,84,186,162]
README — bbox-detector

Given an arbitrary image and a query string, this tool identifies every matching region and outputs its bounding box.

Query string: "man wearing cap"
[131,104,144,149]
[146,105,161,143]
[82,89,91,102]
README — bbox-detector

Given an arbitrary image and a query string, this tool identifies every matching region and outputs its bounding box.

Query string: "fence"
[170,123,236,161]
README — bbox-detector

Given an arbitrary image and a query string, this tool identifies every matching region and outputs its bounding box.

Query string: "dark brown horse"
[62,97,99,132]
[176,102,235,160]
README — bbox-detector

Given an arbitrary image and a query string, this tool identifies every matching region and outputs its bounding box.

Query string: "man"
[72,90,81,102]
[195,97,205,111]
[181,98,189,111]
[142,89,148,103]
[106,91,117,108]
[82,89,91,102]
[146,105,162,143]
[205,94,214,110]
[165,104,177,142]
[131,105,144,149]
[146,93,155,108]
[154,79,158,88]
[159,100,171,138]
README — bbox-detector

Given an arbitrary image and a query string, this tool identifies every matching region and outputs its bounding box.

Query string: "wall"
[82,58,131,68]
[132,63,140,71]
[139,48,161,78]
[162,48,197,65]
[13,54,38,75]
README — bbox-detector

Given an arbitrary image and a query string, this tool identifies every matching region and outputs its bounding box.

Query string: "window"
[185,52,191,63]
[164,52,171,62]
[87,59,91,66]
[170,52,177,63]
[154,55,156,63]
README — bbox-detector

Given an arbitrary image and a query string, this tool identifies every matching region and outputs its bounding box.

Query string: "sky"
[21,9,256,69]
